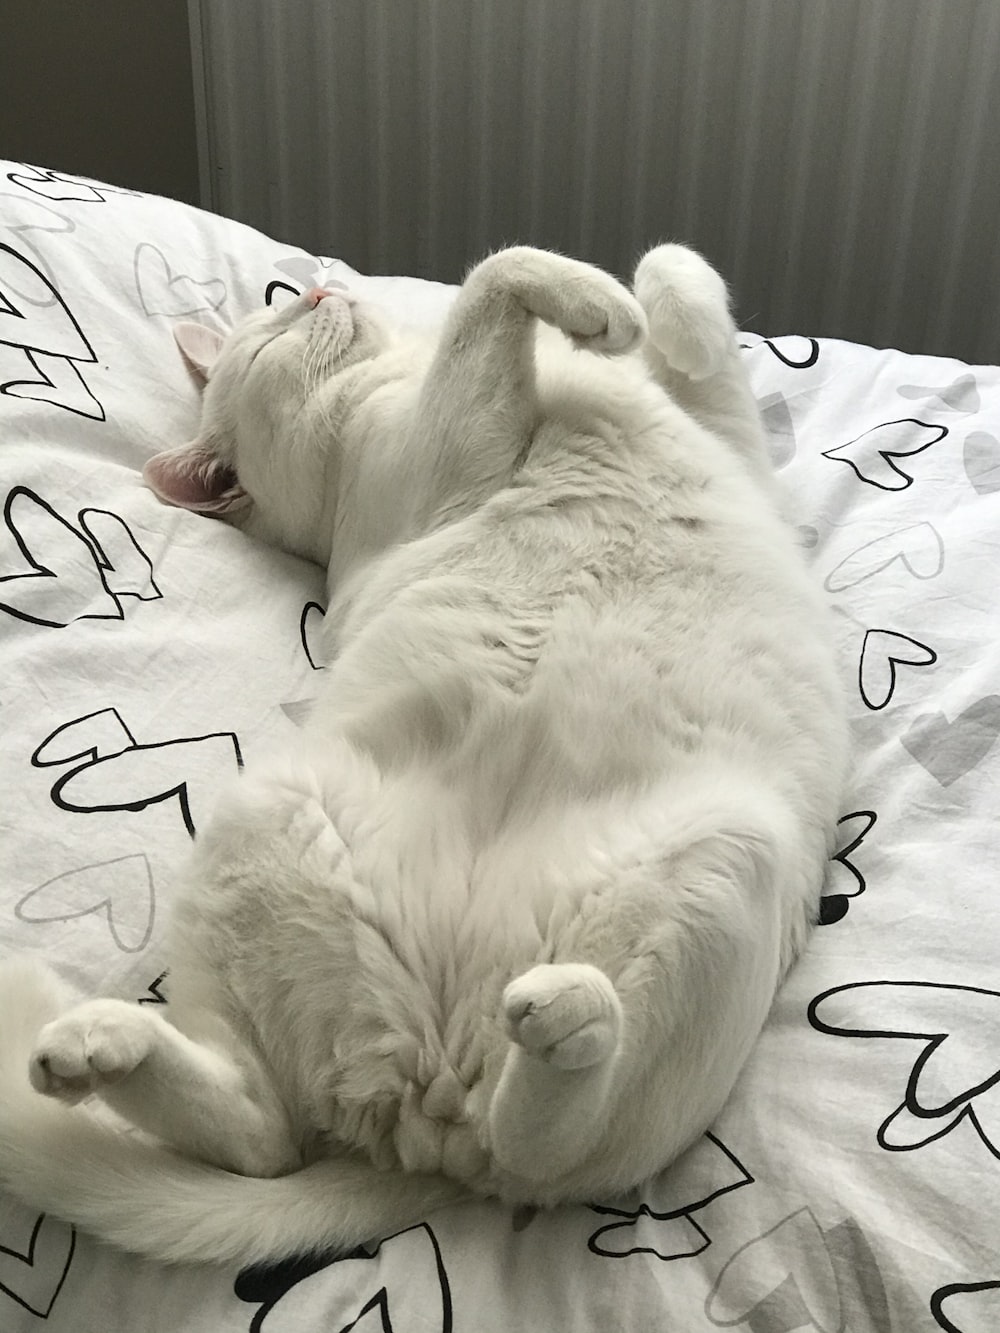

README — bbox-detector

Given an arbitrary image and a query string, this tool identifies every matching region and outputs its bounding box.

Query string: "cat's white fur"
[0,245,847,1266]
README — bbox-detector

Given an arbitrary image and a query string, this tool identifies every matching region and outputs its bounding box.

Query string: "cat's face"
[143,287,391,560]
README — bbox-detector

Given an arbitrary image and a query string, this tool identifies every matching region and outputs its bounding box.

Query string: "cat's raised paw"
[503,962,622,1069]
[29,1000,155,1102]
[552,273,647,356]
[475,248,647,355]
[634,244,734,380]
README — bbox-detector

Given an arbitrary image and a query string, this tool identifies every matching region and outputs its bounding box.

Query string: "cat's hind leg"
[634,244,774,487]
[486,803,793,1197]
[487,962,624,1181]
[29,998,299,1177]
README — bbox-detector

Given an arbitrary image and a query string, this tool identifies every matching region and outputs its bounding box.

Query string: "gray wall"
[2,0,200,204]
[194,0,1000,364]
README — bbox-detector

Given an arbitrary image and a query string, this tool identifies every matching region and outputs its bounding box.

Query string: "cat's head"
[143,286,390,561]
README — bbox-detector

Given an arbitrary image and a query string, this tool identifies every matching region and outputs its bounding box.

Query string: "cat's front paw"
[29,1000,155,1102]
[503,962,622,1069]
[566,284,647,355]
[476,249,647,355]
[547,267,647,355]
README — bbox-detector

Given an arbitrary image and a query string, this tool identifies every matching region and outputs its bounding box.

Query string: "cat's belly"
[170,757,551,1186]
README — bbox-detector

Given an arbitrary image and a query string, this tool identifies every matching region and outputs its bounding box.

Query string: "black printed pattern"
[932,1280,1000,1332]
[0,1213,76,1320]
[235,1224,452,1333]
[819,810,876,925]
[7,163,140,203]
[587,1133,753,1261]
[858,630,936,711]
[823,420,947,491]
[2,157,1000,1332]
[0,487,160,627]
[809,981,1000,1160]
[31,708,243,838]
[0,245,104,419]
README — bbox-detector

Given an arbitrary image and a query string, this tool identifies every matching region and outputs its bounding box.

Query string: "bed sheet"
[1,160,998,1333]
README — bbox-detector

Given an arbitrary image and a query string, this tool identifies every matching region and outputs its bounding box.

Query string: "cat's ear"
[143,441,250,515]
[174,322,226,383]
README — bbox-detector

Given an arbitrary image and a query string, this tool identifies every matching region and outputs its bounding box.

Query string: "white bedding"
[1,160,998,1332]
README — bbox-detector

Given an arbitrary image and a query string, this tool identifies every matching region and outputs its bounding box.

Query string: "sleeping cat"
[0,244,847,1266]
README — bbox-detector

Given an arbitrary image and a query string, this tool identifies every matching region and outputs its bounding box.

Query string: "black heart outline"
[234,1222,452,1333]
[858,629,937,711]
[0,488,161,628]
[1,351,105,421]
[137,971,169,1005]
[0,1212,76,1318]
[7,163,140,203]
[819,809,877,926]
[31,710,243,839]
[808,980,1000,1161]
[0,243,105,420]
[78,508,162,603]
[822,419,948,491]
[1,488,118,627]
[587,1132,754,1261]
[267,266,349,308]
[762,337,820,369]
[300,600,327,670]
[0,244,95,360]
[265,280,300,307]
[31,707,136,767]
[48,733,244,839]
[931,1279,1000,1332]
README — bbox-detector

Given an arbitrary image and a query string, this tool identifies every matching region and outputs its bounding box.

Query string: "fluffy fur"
[0,245,847,1266]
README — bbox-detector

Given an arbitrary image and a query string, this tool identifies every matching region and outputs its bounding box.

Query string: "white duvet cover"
[1,161,998,1332]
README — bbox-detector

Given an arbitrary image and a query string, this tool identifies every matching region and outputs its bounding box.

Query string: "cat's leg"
[487,817,790,1192]
[29,999,299,1176]
[488,963,624,1181]
[407,248,647,521]
[633,244,775,488]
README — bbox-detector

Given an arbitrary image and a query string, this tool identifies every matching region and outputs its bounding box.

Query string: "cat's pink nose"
[305,287,335,307]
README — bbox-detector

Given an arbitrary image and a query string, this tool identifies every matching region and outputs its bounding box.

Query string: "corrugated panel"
[191,0,1000,363]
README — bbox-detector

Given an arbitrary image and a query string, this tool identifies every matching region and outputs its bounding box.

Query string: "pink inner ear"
[143,443,249,515]
[173,322,227,382]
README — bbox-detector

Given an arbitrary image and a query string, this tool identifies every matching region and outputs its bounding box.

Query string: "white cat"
[0,245,847,1266]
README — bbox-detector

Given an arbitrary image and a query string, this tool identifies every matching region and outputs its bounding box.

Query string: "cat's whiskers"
[303,329,349,421]
[302,330,327,394]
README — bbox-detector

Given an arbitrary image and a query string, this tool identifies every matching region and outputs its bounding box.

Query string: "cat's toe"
[29,1001,154,1102]
[503,962,622,1069]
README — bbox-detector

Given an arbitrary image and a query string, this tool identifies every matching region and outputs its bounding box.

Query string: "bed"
[1,159,997,1333]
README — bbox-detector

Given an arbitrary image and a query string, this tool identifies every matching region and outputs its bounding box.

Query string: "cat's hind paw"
[29,1000,155,1103]
[503,963,622,1070]
[633,244,735,380]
